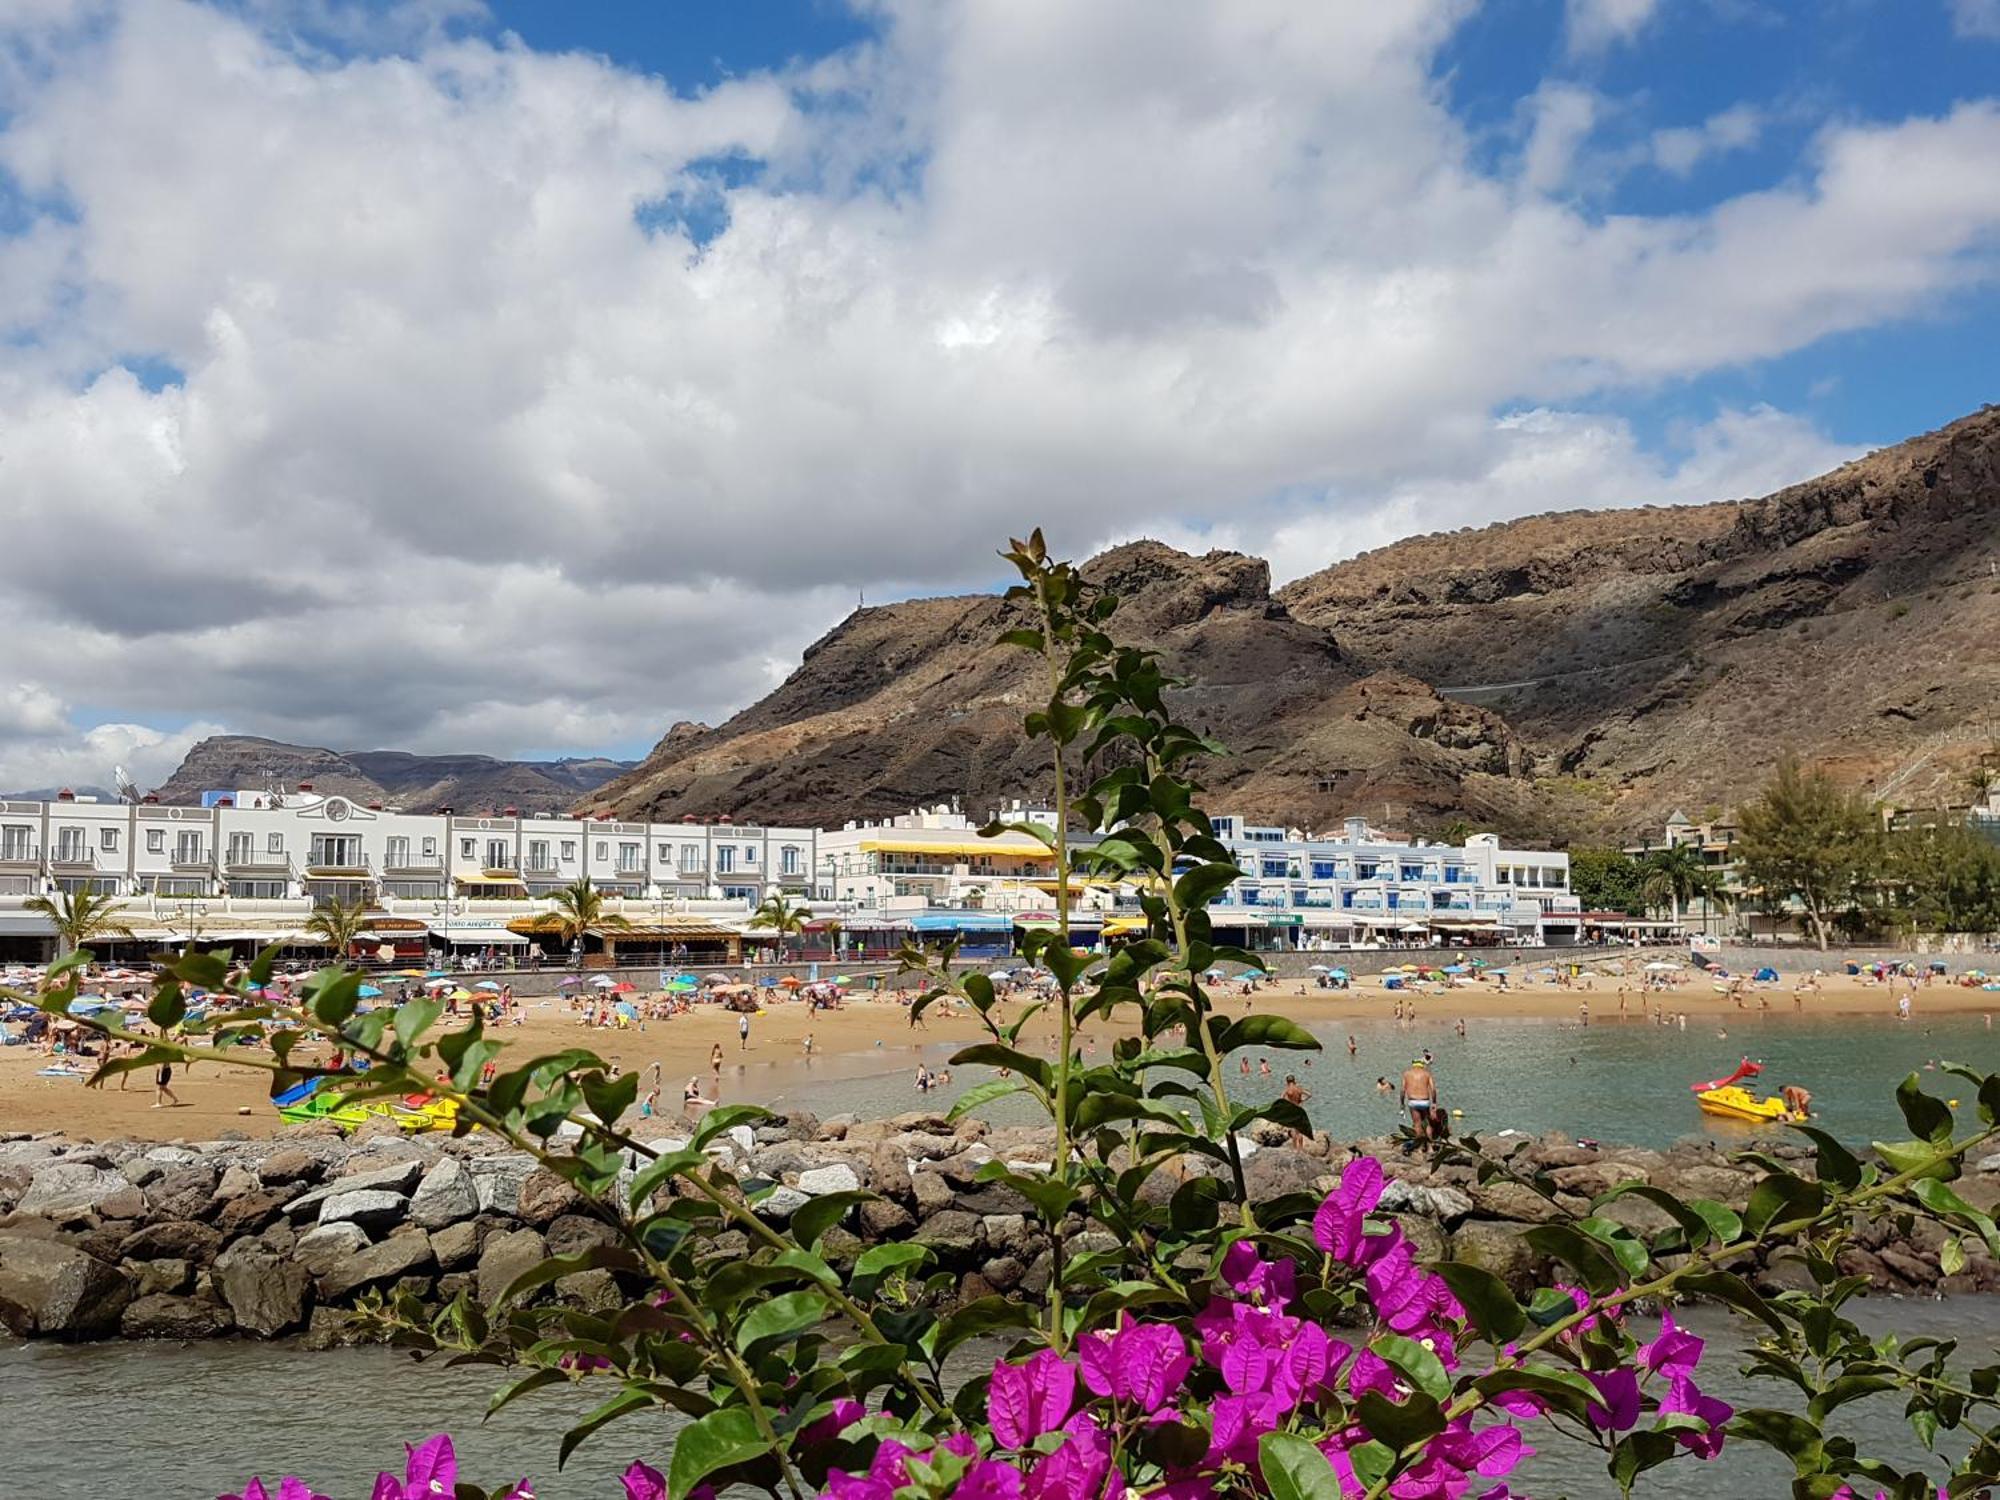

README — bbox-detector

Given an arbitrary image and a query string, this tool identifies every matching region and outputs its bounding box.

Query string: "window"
[485,838,511,869]
[228,879,287,899]
[618,841,641,872]
[741,844,756,866]
[100,827,119,851]
[228,833,254,864]
[386,836,410,867]
[310,835,361,867]
[56,828,86,861]
[560,840,576,860]
[721,884,756,902]
[680,844,702,874]
[658,842,672,862]
[594,841,608,860]
[459,838,476,859]
[527,840,550,871]
[1310,860,1335,880]
[0,825,31,859]
[146,829,165,854]
[780,846,801,876]
[716,846,735,874]
[269,832,284,853]
[1261,858,1288,878]
[422,837,437,858]
[174,831,204,864]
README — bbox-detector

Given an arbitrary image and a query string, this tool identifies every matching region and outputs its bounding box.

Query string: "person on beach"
[1347,1034,1358,1058]
[1399,1058,1436,1152]
[153,1060,180,1109]
[803,1031,815,1061]
[1282,1074,1310,1146]
[738,1011,751,1050]
[710,1042,723,1092]
[1780,1083,1812,1118]
[683,1075,702,1108]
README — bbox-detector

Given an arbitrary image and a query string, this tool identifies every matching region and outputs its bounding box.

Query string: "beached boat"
[271,1076,459,1132]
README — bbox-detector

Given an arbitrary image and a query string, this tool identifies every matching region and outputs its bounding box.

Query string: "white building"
[0,787,816,962]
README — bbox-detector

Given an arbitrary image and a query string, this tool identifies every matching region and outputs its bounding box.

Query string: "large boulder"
[121,1293,232,1340]
[1243,1147,1328,1203]
[318,1228,435,1301]
[468,1156,537,1217]
[1379,1181,1473,1223]
[914,1210,983,1257]
[17,1163,146,1221]
[796,1164,863,1197]
[1467,1182,1565,1225]
[283,1162,422,1221]
[477,1228,548,1307]
[117,1220,223,1267]
[1447,1220,1543,1294]
[546,1215,620,1258]
[517,1169,582,1226]
[145,1166,219,1220]
[258,1147,325,1186]
[212,1242,311,1337]
[408,1159,480,1230]
[318,1189,409,1233]
[428,1220,483,1271]
[0,1232,133,1337]
[213,1188,298,1239]
[293,1222,372,1279]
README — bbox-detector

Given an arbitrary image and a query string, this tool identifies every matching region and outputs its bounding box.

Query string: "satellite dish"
[113,766,139,804]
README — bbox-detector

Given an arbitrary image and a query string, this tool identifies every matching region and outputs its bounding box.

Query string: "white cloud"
[0,684,227,794]
[1566,0,1663,55]
[1650,104,1763,176]
[1953,0,2000,39]
[0,0,1993,789]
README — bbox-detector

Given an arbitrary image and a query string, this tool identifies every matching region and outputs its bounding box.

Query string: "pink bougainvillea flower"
[1346,1347,1404,1401]
[1313,1158,1384,1262]
[1383,1419,1532,1500]
[1220,1241,1297,1308]
[622,1461,666,1500]
[990,1348,1078,1448]
[1584,1369,1642,1434]
[1026,1415,1118,1500]
[1362,1232,1462,1338]
[1078,1315,1191,1415]
[801,1399,867,1450]
[1206,1392,1283,1469]
[369,1435,457,1500]
[953,1459,1027,1500]
[222,1480,329,1500]
[1637,1311,1704,1382]
[1659,1375,1732,1459]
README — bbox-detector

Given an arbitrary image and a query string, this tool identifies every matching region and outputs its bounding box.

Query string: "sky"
[0,0,1996,794]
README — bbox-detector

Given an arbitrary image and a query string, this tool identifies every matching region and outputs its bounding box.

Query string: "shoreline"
[3,968,1995,1142]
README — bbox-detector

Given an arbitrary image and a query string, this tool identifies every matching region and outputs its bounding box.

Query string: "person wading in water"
[1400,1056,1437,1153]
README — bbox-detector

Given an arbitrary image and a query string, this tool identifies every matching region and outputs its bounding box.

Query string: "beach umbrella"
[357,984,383,998]
[610,981,638,994]
[832,975,853,985]
[557,975,584,988]
[778,975,804,988]
[1643,961,1681,973]
[1329,968,1349,979]
[424,977,454,991]
[590,975,616,988]
[615,1002,638,1020]
[988,969,1013,981]
[451,989,475,1002]
[1307,964,1331,973]
[1203,967,1226,979]
[426,970,450,979]
[474,980,503,992]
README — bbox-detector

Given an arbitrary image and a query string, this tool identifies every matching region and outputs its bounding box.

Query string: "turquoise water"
[760,1014,2000,1149]
[0,1301,1979,1498]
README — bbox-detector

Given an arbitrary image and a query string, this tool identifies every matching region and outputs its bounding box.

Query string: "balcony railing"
[0,842,40,865]
[223,850,292,872]
[50,847,98,869]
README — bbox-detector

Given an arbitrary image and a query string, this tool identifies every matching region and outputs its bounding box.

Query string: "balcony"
[306,854,372,877]
[520,858,561,875]
[169,848,213,871]
[0,841,41,868]
[223,850,292,874]
[50,848,99,870]
[381,854,446,876]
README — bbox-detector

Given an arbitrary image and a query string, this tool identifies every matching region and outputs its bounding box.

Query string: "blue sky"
[0,0,1993,788]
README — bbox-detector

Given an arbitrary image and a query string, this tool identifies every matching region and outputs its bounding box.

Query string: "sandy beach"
[4,960,1994,1142]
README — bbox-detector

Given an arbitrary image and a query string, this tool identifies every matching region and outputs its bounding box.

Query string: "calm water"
[0,1303,1985,1499]
[760,1014,2000,1149]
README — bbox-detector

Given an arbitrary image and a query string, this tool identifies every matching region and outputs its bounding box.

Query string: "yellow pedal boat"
[1694,1085,1800,1124]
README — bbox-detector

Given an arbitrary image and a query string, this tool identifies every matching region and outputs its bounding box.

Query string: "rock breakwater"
[0,1117,1987,1344]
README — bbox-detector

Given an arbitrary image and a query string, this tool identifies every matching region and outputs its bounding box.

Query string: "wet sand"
[2,968,1991,1141]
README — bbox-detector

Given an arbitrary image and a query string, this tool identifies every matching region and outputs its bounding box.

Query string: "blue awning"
[906,911,1013,933]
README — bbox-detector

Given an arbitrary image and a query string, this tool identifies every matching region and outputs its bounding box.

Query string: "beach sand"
[2,966,1991,1142]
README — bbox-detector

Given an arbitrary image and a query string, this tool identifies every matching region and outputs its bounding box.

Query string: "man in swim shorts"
[1400,1058,1436,1151]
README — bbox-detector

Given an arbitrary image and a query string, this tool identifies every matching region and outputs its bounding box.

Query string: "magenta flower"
[801,1399,867,1450]
[1313,1158,1384,1262]
[1659,1375,1731,1459]
[954,1460,1027,1500]
[1584,1369,1641,1433]
[1384,1420,1532,1499]
[222,1481,328,1500]
[371,1435,456,1500]
[1078,1315,1191,1415]
[1206,1392,1284,1468]
[1026,1415,1118,1500]
[1220,1241,1297,1307]
[1637,1311,1704,1381]
[622,1461,666,1500]
[990,1349,1078,1448]
[1362,1231,1463,1337]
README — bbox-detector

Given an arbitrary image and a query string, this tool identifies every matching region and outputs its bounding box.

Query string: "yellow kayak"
[1695,1086,1800,1124]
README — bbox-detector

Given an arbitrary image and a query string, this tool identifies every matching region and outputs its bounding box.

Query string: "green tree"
[1734,756,1880,949]
[1638,844,1721,928]
[1882,822,2000,935]
[26,886,135,957]
[747,891,809,959]
[534,877,630,961]
[1566,847,1643,912]
[302,895,373,957]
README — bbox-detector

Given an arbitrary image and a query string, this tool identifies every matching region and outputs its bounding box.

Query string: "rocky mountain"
[593,405,2000,841]
[151,737,632,815]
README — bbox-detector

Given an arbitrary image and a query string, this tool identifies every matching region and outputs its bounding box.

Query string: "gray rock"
[546,1215,620,1258]
[1378,1182,1473,1222]
[914,1210,983,1256]
[318,1228,436,1300]
[119,1159,164,1189]
[1467,1182,1566,1224]
[213,1164,261,1201]
[981,1214,1031,1256]
[408,1158,481,1229]
[0,1232,133,1337]
[284,1161,423,1220]
[1242,1147,1328,1203]
[554,1268,622,1312]
[294,1222,372,1279]
[428,1220,483,1271]
[468,1156,537,1216]
[212,1242,311,1337]
[18,1163,146,1220]
[127,1257,192,1296]
[144,1166,219,1220]
[981,1255,1026,1291]
[1976,1153,2000,1174]
[858,1199,915,1237]
[117,1220,223,1266]
[143,1147,201,1167]
[477,1228,548,1307]
[911,1170,955,1214]
[258,1147,324,1185]
[756,1186,811,1221]
[317,1189,409,1233]
[1547,1162,1647,1199]
[797,1164,862,1197]
[1447,1220,1543,1294]
[120,1293,232,1340]
[213,1188,298,1238]
[820,1114,855,1139]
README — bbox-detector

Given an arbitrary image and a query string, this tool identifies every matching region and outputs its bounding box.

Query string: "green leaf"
[691,1104,773,1151]
[1609,1431,1678,1494]
[307,970,363,1029]
[1791,1126,1865,1191]
[947,1079,1026,1122]
[1372,1333,1451,1403]
[1678,1270,1785,1333]
[170,950,230,989]
[1897,1072,1956,1146]
[933,1295,1036,1359]
[791,1190,872,1249]
[1725,1409,1824,1474]
[852,1242,932,1285]
[1173,861,1245,912]
[1212,1014,1322,1053]
[1347,1441,1394,1491]
[1743,1171,1825,1236]
[1259,1432,1346,1500]
[1430,1261,1525,1344]
[1354,1390,1446,1452]
[1872,1138,1957,1182]
[666,1406,769,1499]
[486,1366,571,1419]
[626,1148,705,1209]
[949,1043,1053,1093]
[392,996,444,1050]
[735,1289,830,1352]
[1473,1367,1600,1422]
[560,1388,655,1471]
[1941,1236,1967,1277]
[1522,1224,1626,1295]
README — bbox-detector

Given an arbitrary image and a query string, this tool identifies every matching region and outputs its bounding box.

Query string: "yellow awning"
[455,874,526,887]
[857,839,1053,860]
[1102,916,1148,935]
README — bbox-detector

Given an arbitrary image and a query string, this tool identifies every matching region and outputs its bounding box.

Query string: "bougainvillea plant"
[22,533,2000,1500]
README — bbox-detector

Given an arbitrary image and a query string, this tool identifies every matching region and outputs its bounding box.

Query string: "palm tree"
[303,896,373,958]
[536,877,630,963]
[1639,845,1712,929]
[27,886,135,958]
[748,892,809,960]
